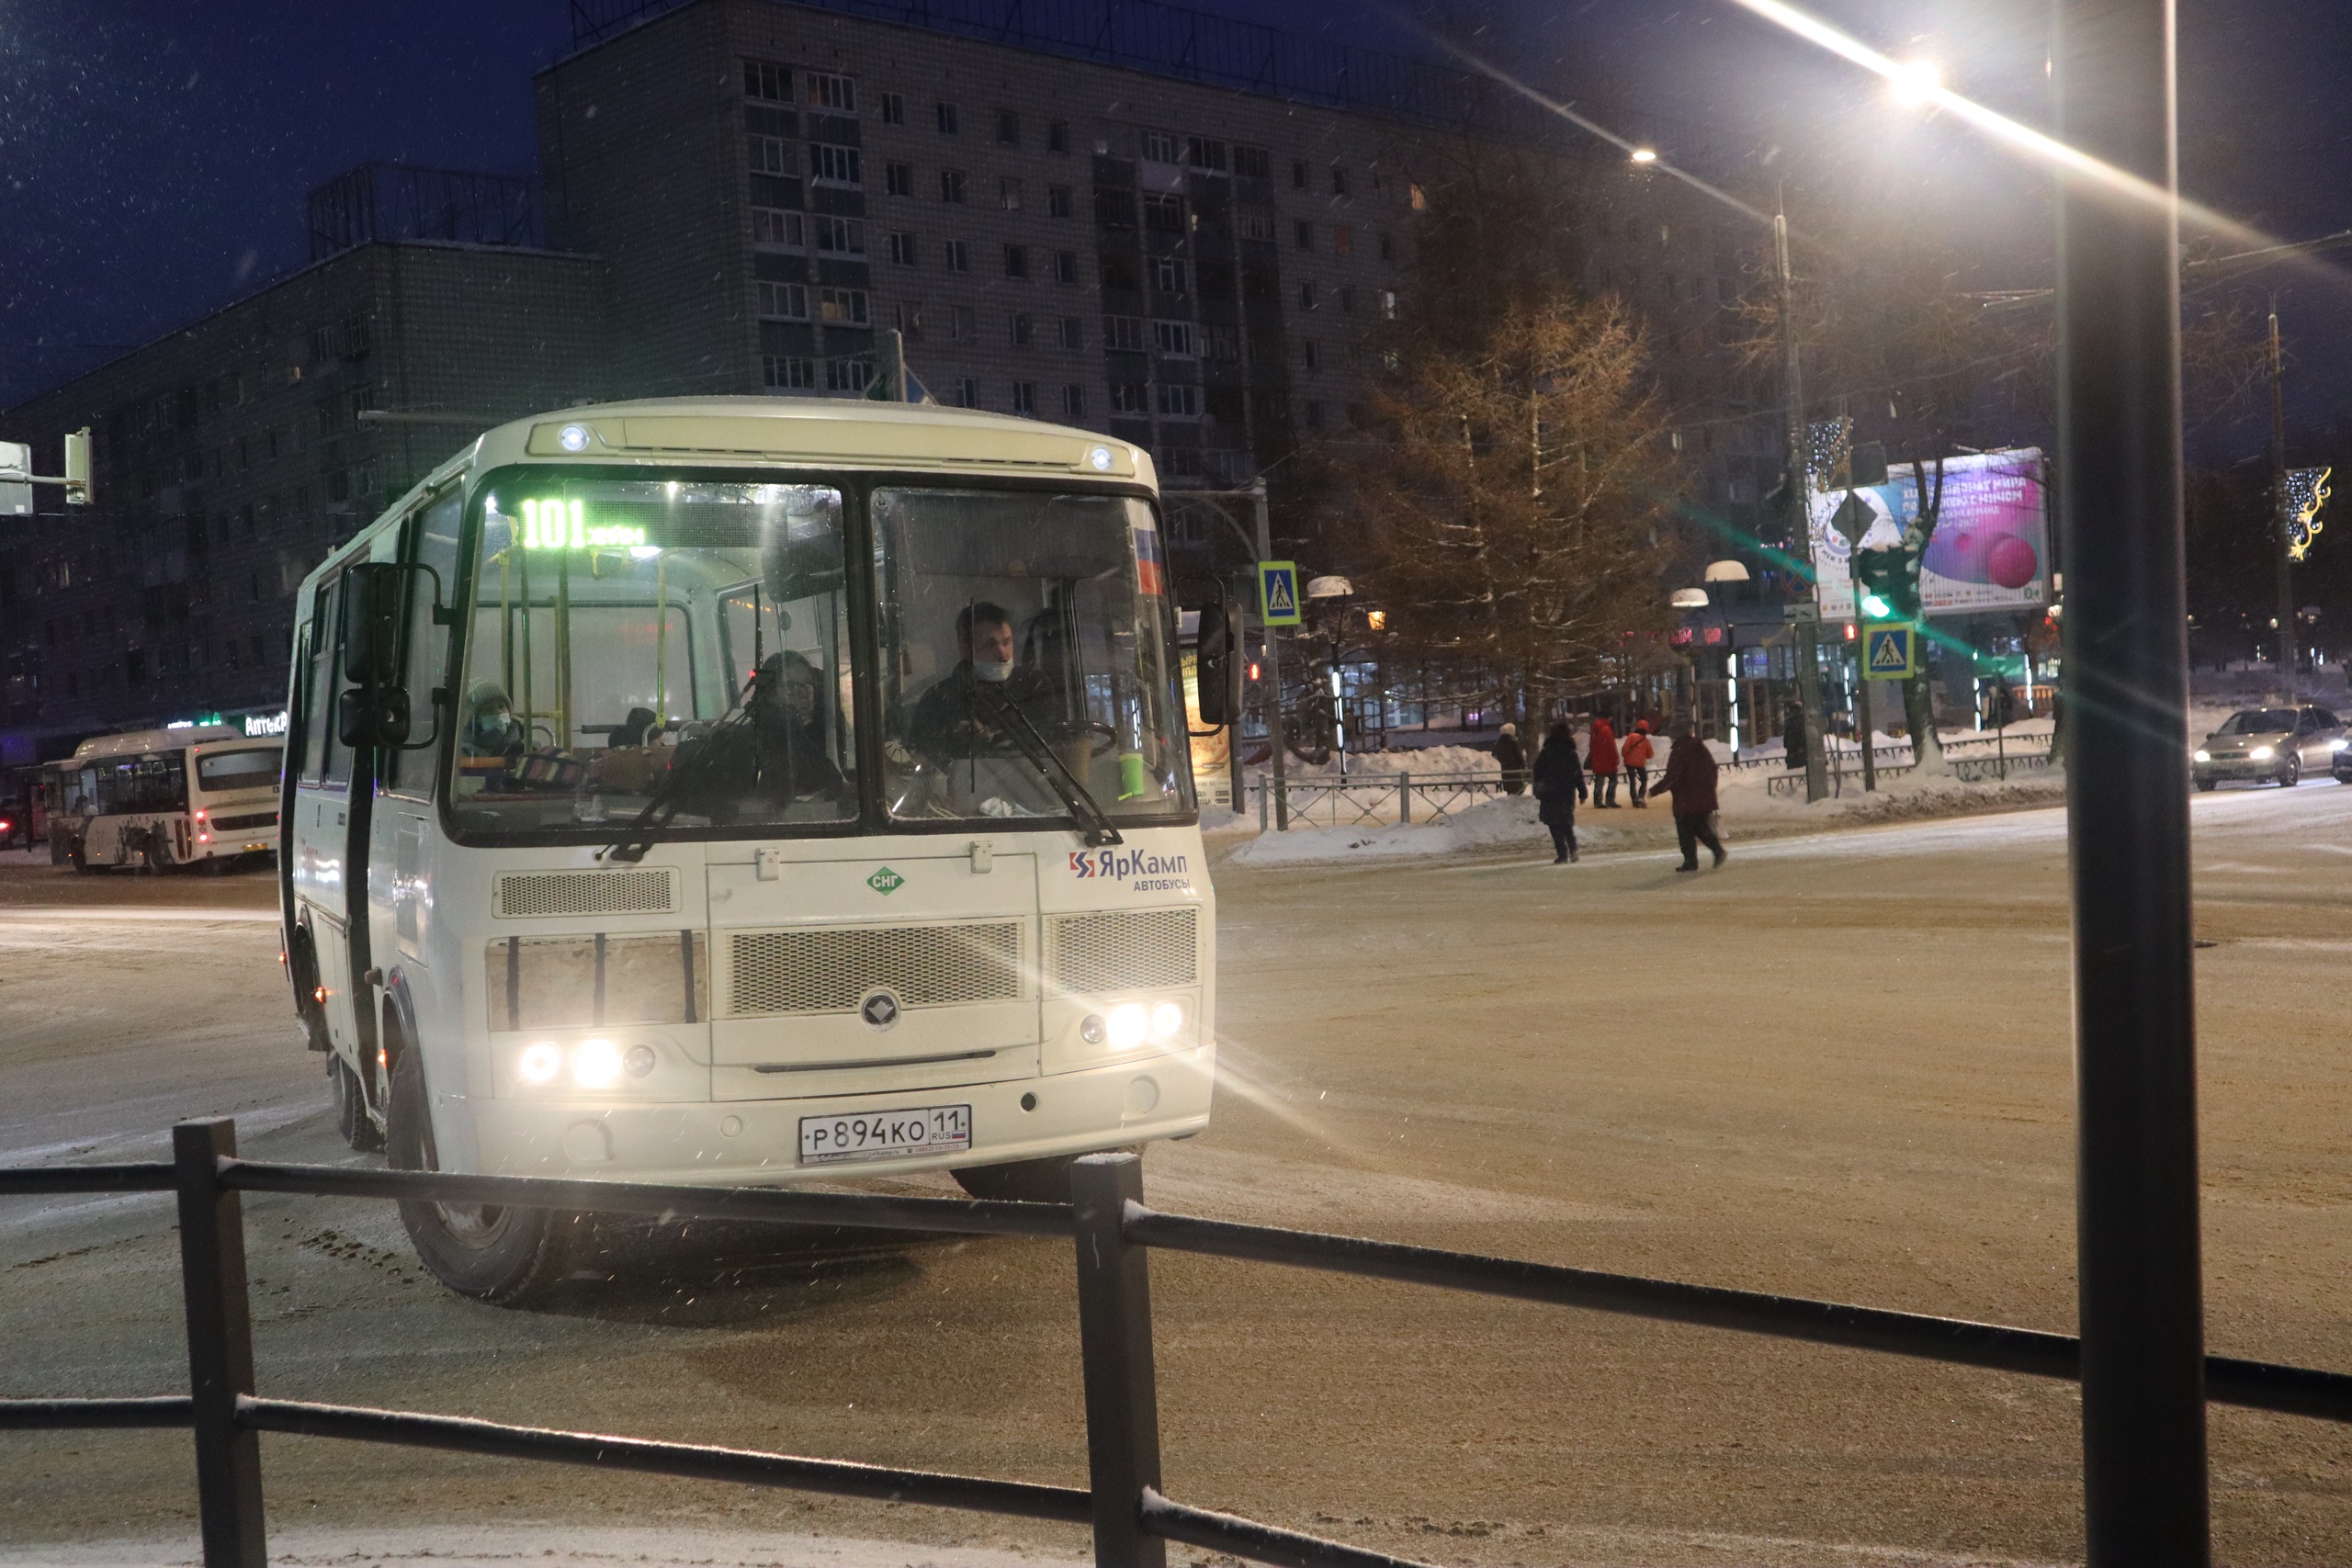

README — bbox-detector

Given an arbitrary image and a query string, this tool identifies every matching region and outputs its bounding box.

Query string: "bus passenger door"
[378,491,460,977]
[291,576,360,1059]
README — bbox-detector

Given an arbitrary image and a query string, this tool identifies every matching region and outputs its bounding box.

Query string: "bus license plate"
[798,1105,971,1166]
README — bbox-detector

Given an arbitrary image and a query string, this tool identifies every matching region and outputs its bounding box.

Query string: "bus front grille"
[725,921,1025,1017]
[496,869,675,919]
[1046,908,1199,995]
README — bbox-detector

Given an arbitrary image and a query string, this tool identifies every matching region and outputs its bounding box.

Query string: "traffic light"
[1853,544,1919,621]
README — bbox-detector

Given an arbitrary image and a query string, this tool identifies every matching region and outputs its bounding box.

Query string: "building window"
[995,108,1021,145]
[1057,316,1085,349]
[1047,184,1074,219]
[945,305,977,340]
[825,358,874,392]
[1298,281,1317,310]
[758,281,808,319]
[1301,340,1318,371]
[1330,165,1348,196]
[1339,285,1356,313]
[1143,194,1185,231]
[818,288,869,324]
[1292,159,1308,189]
[1202,324,1239,361]
[750,135,797,175]
[881,91,905,125]
[1099,253,1137,290]
[1237,210,1272,243]
[1012,379,1036,414]
[1184,135,1227,171]
[766,355,823,392]
[744,60,790,103]
[752,208,803,247]
[806,71,855,113]
[811,144,862,185]
[936,100,959,134]
[885,162,914,197]
[888,231,918,265]
[1378,231,1395,261]
[954,377,979,408]
[1010,310,1035,345]
[1061,384,1085,419]
[1148,256,1185,293]
[1303,400,1324,429]
[1152,320,1194,356]
[1109,383,1148,414]
[940,169,967,203]
[895,301,924,338]
[1294,220,1314,251]
[1053,249,1079,284]
[1143,129,1180,163]
[944,239,969,271]
[1047,119,1069,153]
[1335,226,1352,255]
[1381,289,1398,320]
[1104,315,1145,352]
[1003,243,1029,278]
[1408,182,1428,211]
[1234,144,1270,179]
[811,214,865,254]
[1000,176,1024,210]
[1156,384,1199,418]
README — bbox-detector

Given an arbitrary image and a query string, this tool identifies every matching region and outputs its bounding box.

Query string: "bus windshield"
[449,478,855,837]
[876,488,1191,826]
[196,747,282,792]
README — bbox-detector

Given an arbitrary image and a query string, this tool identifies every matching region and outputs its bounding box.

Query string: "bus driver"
[904,602,1055,764]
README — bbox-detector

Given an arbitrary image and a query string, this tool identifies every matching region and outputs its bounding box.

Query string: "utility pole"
[1252,479,1290,829]
[2268,303,2296,702]
[1777,198,1830,804]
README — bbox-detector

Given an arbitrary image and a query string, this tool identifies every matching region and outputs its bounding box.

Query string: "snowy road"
[2,784,2347,1566]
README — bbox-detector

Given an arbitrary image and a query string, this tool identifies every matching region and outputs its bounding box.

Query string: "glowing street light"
[1887,57,1942,110]
[1629,146,1658,164]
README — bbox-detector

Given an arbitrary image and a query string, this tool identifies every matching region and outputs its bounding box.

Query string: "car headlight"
[2193,749,2210,762]
[2331,739,2347,752]
[2250,745,2273,760]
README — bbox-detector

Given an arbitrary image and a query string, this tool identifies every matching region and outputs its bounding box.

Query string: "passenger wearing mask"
[1587,716,1622,807]
[1530,719,1589,864]
[1621,720,1656,808]
[458,683,526,790]
[1494,722,1528,795]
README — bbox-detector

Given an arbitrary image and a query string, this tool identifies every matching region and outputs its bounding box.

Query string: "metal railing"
[1251,772,1507,830]
[1764,745,2056,796]
[6,1120,2347,1568]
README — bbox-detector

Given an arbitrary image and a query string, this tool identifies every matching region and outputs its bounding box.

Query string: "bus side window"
[390,490,463,794]
[300,577,340,784]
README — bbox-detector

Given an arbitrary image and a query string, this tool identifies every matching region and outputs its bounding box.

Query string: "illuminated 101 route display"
[514,497,648,551]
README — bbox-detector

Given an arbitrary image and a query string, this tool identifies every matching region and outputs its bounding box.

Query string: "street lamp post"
[1777,199,1832,804]
[2269,303,2298,702]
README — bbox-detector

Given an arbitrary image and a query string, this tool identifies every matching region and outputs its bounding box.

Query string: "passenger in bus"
[677,651,843,818]
[609,707,662,748]
[904,601,1056,763]
[459,683,526,790]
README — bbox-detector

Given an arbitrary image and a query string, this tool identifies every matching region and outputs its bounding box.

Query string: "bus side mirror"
[1193,598,1232,726]
[338,686,413,749]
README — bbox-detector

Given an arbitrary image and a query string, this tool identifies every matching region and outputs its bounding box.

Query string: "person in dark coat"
[1657,721,1726,872]
[1587,716,1622,807]
[1494,722,1528,795]
[1530,719,1588,863]
[1781,701,1808,773]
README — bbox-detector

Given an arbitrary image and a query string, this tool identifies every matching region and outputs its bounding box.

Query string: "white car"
[2192,705,2346,790]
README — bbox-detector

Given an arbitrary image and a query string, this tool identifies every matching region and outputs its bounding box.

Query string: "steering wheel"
[1043,718,1118,744]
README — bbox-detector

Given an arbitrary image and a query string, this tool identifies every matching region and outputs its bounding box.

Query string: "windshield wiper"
[597,676,765,863]
[975,686,1124,848]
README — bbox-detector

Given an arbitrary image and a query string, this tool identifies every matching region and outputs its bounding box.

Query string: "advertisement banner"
[1810,448,2049,620]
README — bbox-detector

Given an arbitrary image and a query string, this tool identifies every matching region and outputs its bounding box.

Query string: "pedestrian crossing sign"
[1258,560,1302,626]
[1863,621,1917,678]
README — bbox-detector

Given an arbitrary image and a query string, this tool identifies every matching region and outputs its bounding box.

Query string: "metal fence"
[1252,772,1508,830]
[5,1120,2347,1568]
[1763,746,2056,797]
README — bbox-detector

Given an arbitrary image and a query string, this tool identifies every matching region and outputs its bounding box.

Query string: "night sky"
[6,0,2350,456]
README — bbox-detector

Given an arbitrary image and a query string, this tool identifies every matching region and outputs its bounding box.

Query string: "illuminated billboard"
[1810,448,2049,620]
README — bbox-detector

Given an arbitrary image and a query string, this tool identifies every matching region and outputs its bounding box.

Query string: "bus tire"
[332,1055,383,1153]
[386,1047,575,1305]
[952,1148,1138,1204]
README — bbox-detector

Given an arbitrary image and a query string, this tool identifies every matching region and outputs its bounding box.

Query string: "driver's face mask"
[973,660,1013,683]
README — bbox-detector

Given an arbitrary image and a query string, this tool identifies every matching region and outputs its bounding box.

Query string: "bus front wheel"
[386,1047,578,1304]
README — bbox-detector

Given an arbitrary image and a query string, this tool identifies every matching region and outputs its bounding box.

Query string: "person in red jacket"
[1657,720,1727,872]
[1620,720,1656,807]
[1586,716,1622,807]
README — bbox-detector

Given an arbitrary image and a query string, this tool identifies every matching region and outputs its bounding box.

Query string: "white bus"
[39,725,284,873]
[283,398,1217,1302]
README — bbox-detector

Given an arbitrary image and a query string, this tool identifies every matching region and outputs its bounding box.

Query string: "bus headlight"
[1150,1001,1184,1040]
[624,1043,658,1077]
[573,1038,623,1089]
[520,1042,563,1084]
[1107,1003,1148,1049]
[1080,1013,1107,1044]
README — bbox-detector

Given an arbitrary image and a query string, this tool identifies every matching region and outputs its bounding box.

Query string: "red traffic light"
[1246,661,1262,681]
[1842,622,1858,641]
